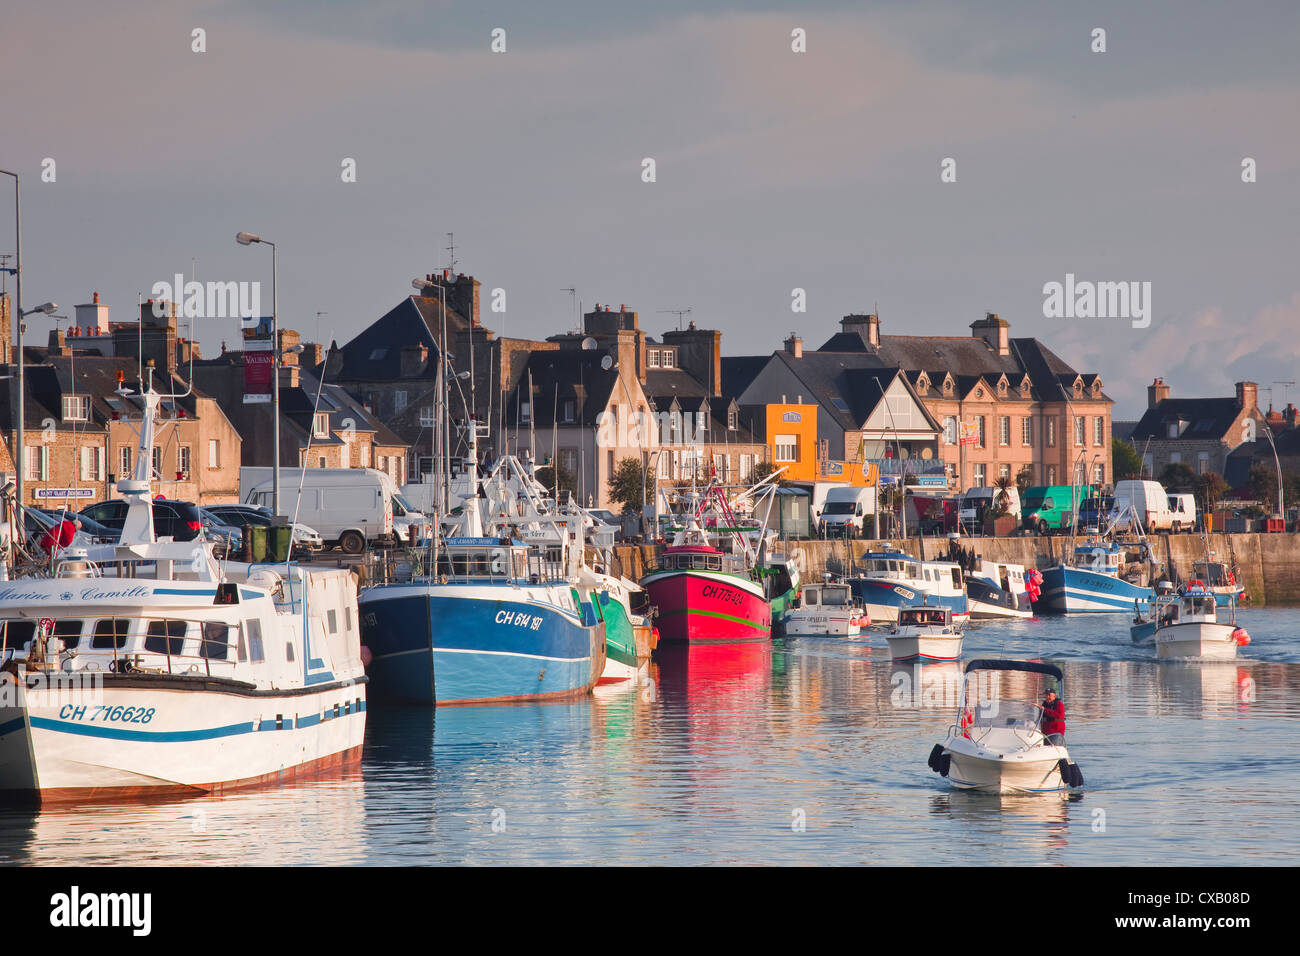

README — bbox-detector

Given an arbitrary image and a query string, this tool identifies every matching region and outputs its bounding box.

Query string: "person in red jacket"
[1039,688,1065,744]
[38,517,80,553]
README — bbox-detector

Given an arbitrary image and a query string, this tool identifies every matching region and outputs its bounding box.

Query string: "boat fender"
[937,753,951,777]
[1232,628,1251,646]
[927,743,945,773]
[1069,763,1084,788]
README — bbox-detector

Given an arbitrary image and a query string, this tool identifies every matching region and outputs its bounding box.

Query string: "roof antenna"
[658,307,691,331]
[445,232,458,274]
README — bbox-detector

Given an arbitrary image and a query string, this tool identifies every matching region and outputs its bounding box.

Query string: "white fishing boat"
[783,581,868,637]
[0,379,366,804]
[848,546,970,624]
[886,604,964,662]
[929,659,1083,794]
[1150,584,1249,660]
[965,560,1033,620]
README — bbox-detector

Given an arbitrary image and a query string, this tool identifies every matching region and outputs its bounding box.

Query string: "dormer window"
[728,408,738,430]
[943,378,954,396]
[647,350,660,368]
[562,399,576,423]
[662,350,675,369]
[313,412,330,438]
[63,395,90,422]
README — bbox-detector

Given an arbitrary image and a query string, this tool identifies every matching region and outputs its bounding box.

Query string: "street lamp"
[1255,412,1284,520]
[236,232,279,515]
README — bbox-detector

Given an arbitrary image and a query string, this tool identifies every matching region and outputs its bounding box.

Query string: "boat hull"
[848,579,968,624]
[782,610,865,638]
[642,569,770,644]
[359,584,605,705]
[1155,623,1240,660]
[943,738,1073,793]
[886,634,963,662]
[0,672,365,805]
[1037,566,1153,613]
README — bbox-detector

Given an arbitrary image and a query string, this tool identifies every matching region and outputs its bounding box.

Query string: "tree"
[1194,471,1228,515]
[1158,462,1196,492]
[1015,465,1035,496]
[749,461,786,487]
[607,457,648,514]
[992,474,1015,515]
[1112,438,1143,481]
[535,460,578,500]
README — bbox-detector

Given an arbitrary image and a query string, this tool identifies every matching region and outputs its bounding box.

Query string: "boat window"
[144,620,186,655]
[344,607,353,632]
[200,622,232,660]
[804,589,819,606]
[691,555,705,570]
[46,620,82,649]
[92,619,130,650]
[824,589,847,606]
[707,555,722,572]
[1,620,37,651]
[471,554,492,576]
[327,609,338,634]
[246,620,265,662]
[951,568,962,588]
[286,641,295,662]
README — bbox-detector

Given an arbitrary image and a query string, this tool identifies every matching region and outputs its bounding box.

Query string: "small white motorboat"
[929,659,1083,794]
[886,604,963,662]
[783,581,869,637]
[1152,583,1249,661]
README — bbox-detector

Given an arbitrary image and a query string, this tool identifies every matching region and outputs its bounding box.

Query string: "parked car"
[202,504,325,552]
[33,508,121,542]
[1167,493,1196,532]
[1076,496,1114,533]
[80,498,204,542]
[198,508,244,557]
[0,507,111,552]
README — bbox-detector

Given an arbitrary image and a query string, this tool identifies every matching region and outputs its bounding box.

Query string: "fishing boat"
[965,559,1034,620]
[928,659,1083,793]
[783,581,868,637]
[0,381,366,803]
[1190,559,1246,607]
[886,604,964,662]
[1036,540,1153,613]
[846,546,969,624]
[1132,583,1249,660]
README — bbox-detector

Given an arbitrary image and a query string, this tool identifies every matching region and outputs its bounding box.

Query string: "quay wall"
[610,533,1300,606]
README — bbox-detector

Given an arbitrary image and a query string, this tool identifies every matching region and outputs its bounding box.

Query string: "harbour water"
[2,609,1297,866]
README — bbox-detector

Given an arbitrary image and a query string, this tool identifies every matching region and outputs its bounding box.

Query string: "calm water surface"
[2,609,1298,865]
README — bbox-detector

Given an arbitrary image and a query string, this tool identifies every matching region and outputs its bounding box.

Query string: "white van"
[1110,479,1176,532]
[1167,493,1196,532]
[958,486,1021,531]
[818,485,876,537]
[240,467,428,554]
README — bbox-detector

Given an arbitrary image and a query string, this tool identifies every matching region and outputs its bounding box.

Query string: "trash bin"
[248,524,269,563]
[269,525,294,562]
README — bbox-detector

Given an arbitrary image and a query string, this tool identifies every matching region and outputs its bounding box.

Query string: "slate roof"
[331,295,471,382]
[759,350,941,434]
[719,355,769,402]
[1130,398,1242,442]
[0,356,202,432]
[504,351,622,427]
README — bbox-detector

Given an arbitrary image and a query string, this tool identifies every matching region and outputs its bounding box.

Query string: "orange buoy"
[1232,628,1251,646]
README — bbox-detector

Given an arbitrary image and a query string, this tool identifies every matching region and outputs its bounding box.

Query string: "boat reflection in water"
[652,641,773,704]
[928,790,1077,850]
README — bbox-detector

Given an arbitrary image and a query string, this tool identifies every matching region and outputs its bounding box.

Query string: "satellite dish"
[601,355,614,371]
[581,336,597,351]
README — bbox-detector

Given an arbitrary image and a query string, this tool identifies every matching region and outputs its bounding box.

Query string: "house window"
[1047,465,1057,484]
[728,409,738,430]
[313,412,330,439]
[1142,453,1153,475]
[151,447,162,480]
[1094,463,1106,485]
[1074,462,1086,486]
[177,445,191,479]
[943,416,957,445]
[1022,418,1032,446]
[1169,452,1182,464]
[1197,452,1209,474]
[119,446,132,480]
[977,417,986,448]
[1094,417,1105,446]
[658,453,671,478]
[1075,417,1085,446]
[999,416,1010,446]
[23,445,46,481]
[80,446,104,482]
[359,443,370,468]
[520,402,531,425]
[563,399,576,423]
[1167,423,1180,439]
[739,454,755,481]
[662,351,675,369]
[607,450,614,477]
[696,411,707,436]
[1047,418,1057,447]
[775,434,797,463]
[319,456,327,468]
[208,439,220,468]
[999,464,1011,480]
[647,350,660,368]
[394,390,407,413]
[973,464,986,485]
[62,395,90,422]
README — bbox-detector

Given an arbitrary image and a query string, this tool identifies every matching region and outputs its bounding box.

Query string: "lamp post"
[1,170,24,508]
[236,232,278,515]
[1256,412,1284,520]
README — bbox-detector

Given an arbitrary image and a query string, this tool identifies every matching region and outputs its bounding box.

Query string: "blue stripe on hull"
[849,579,968,619]
[360,587,602,705]
[1037,567,1152,613]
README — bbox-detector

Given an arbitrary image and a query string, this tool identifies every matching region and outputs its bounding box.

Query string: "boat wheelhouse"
[966,560,1034,620]
[1037,541,1153,613]
[886,604,964,662]
[783,582,867,637]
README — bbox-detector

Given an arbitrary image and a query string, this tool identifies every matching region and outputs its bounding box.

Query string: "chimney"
[1148,377,1170,409]
[1235,381,1258,412]
[75,292,110,336]
[841,313,879,349]
[48,328,70,356]
[400,343,429,378]
[783,333,803,358]
[970,312,1010,356]
[662,325,723,397]
[300,342,325,369]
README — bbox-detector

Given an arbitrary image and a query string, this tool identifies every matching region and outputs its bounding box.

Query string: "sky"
[2,0,1298,419]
